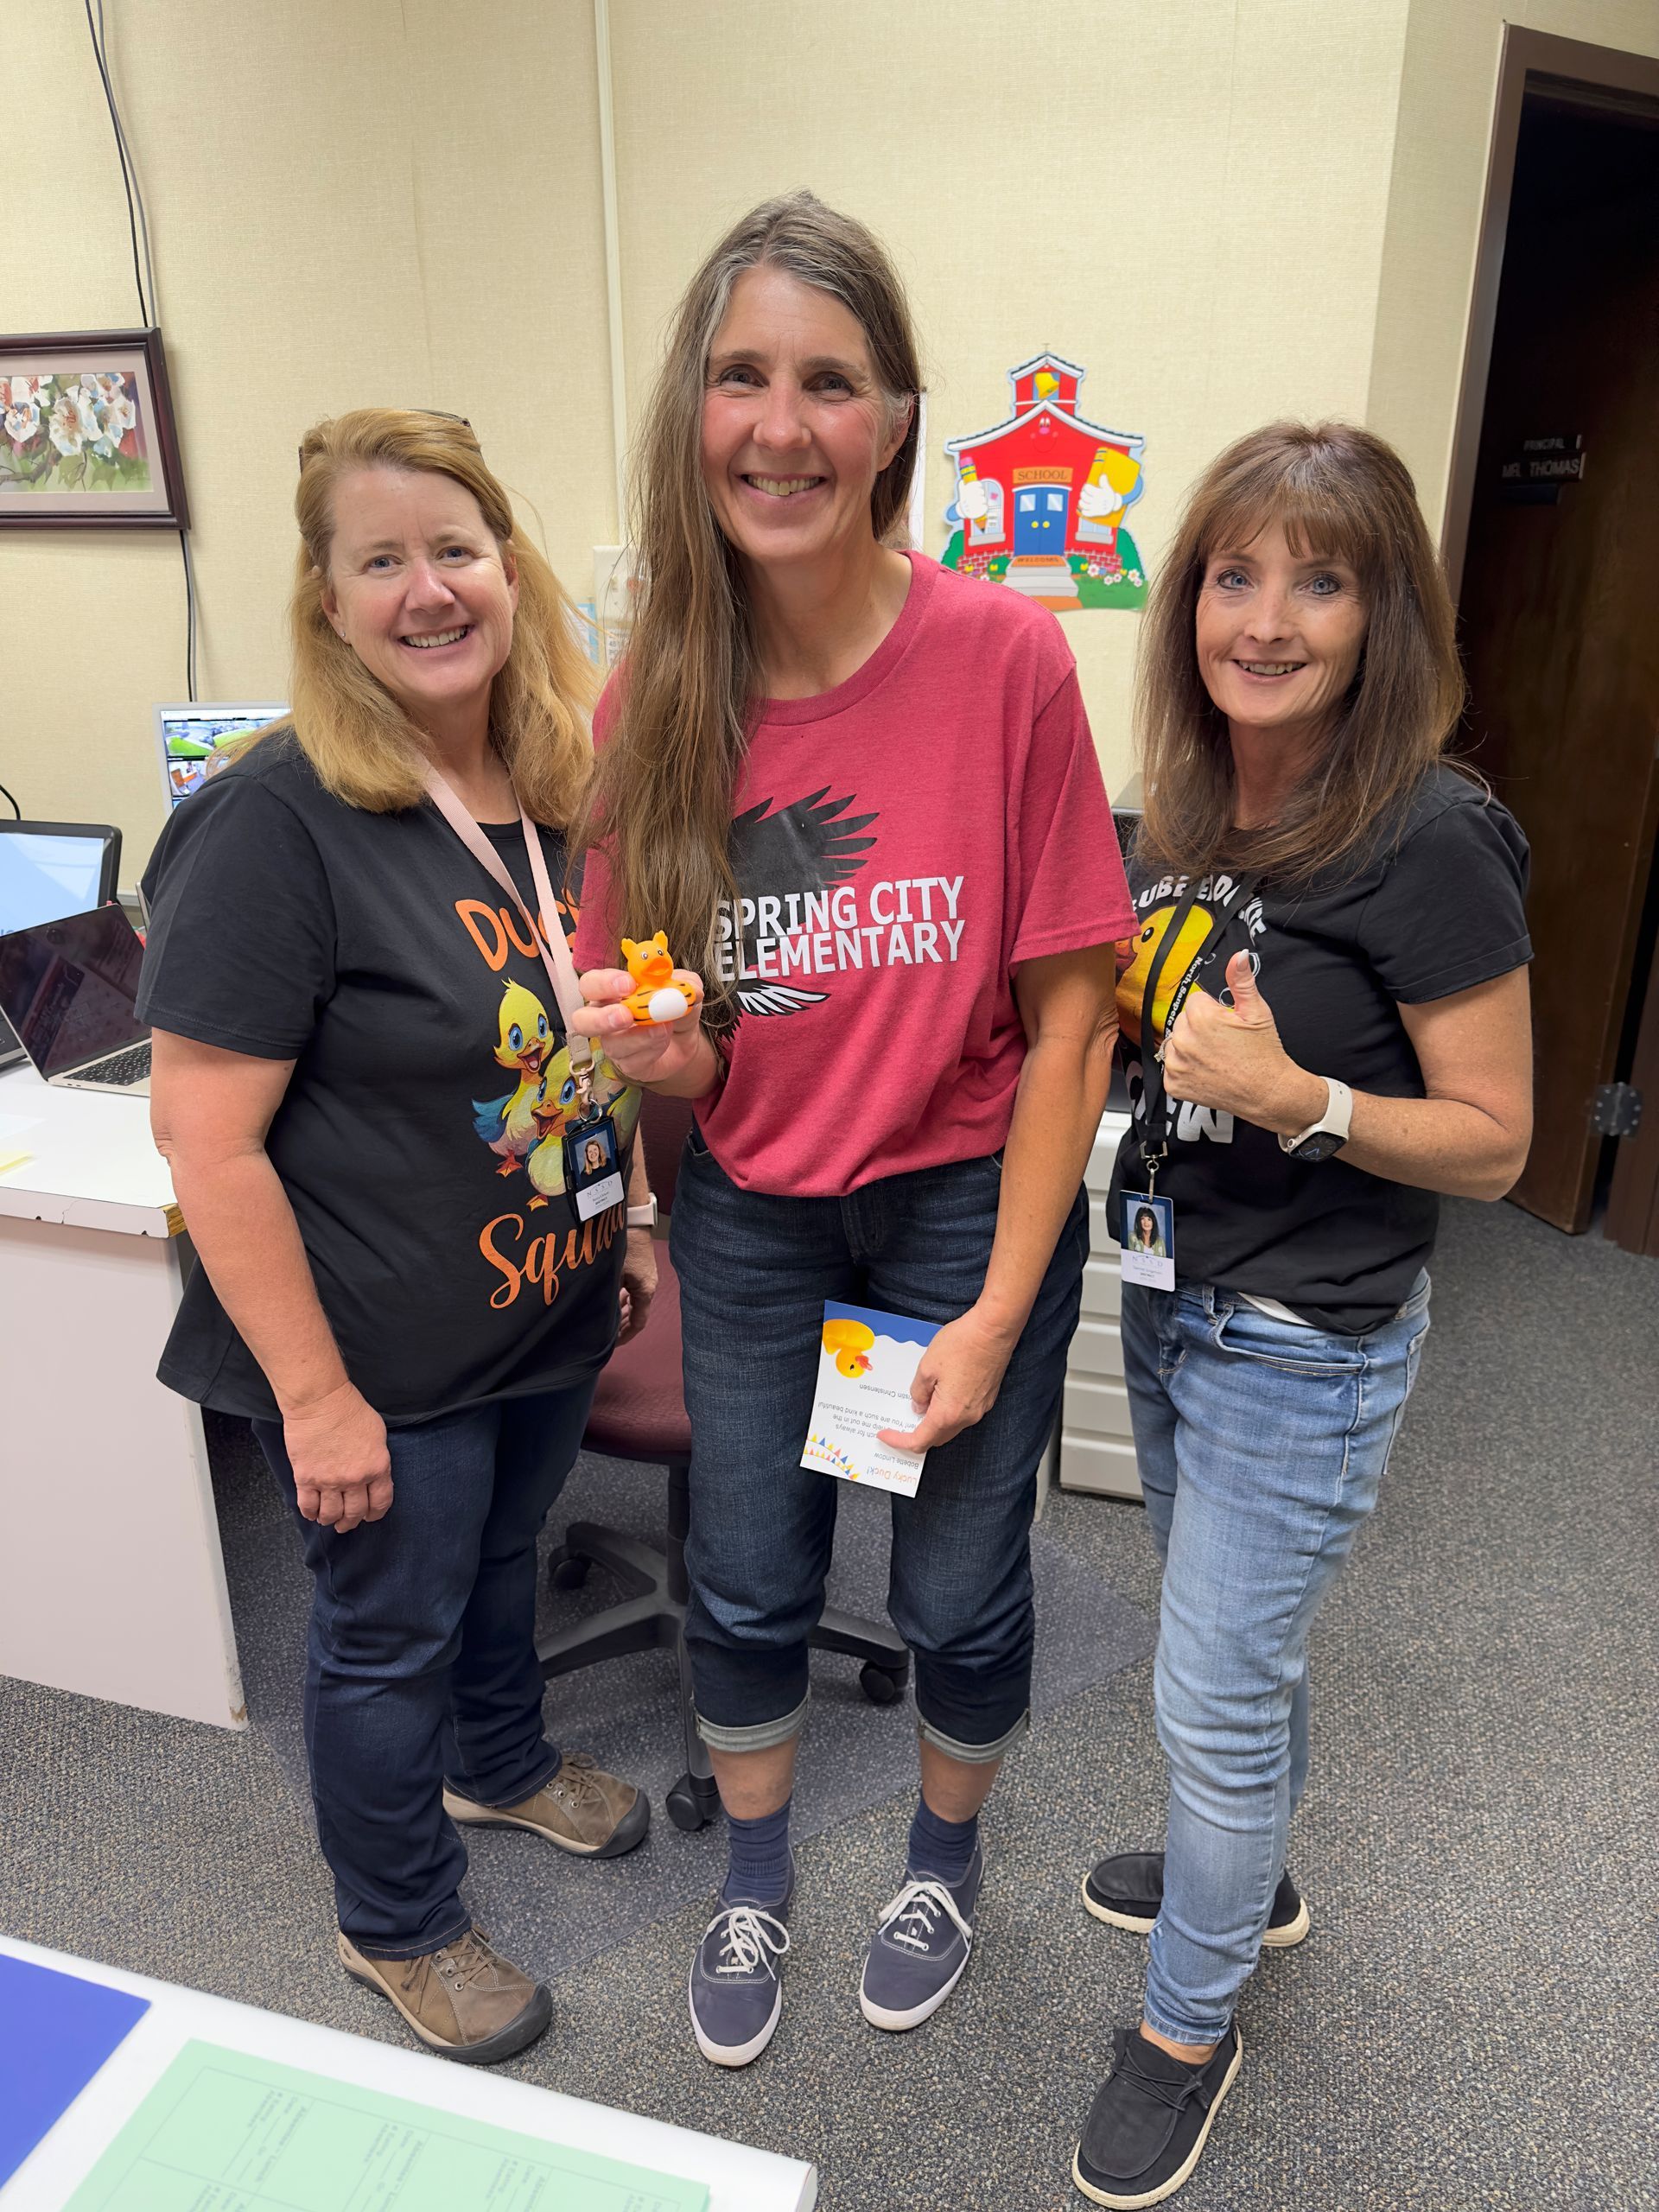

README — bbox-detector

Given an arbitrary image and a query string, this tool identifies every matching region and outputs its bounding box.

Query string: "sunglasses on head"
[297,410,473,471]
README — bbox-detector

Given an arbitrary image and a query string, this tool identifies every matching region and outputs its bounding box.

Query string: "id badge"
[1120,1191,1175,1291]
[563,1110,625,1223]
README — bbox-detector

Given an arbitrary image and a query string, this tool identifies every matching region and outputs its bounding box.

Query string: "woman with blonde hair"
[571,193,1135,2066]
[1069,422,1533,2206]
[138,409,654,2066]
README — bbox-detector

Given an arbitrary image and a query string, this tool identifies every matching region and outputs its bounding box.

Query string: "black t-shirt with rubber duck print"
[138,730,638,1425]
[1109,765,1531,1333]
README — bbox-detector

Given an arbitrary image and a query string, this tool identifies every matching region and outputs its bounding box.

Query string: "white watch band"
[1280,1077,1352,1154]
[626,1194,658,1229]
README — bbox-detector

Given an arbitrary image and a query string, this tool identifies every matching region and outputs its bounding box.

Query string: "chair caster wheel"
[860,1660,907,1707]
[548,1546,590,1592]
[666,1772,721,1832]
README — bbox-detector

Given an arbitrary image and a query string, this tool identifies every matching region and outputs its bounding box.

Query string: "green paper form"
[65,2039,710,2212]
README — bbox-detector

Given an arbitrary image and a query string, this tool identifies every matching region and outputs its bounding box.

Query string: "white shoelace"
[706,1904,791,1978]
[878,1878,974,1955]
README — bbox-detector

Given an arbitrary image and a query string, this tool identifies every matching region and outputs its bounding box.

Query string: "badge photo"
[1120,1191,1175,1290]
[563,1112,625,1223]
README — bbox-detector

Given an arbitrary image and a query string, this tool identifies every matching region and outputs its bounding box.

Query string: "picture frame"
[0,327,188,529]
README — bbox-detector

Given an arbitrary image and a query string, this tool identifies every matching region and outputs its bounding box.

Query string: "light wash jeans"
[1120,1270,1432,2044]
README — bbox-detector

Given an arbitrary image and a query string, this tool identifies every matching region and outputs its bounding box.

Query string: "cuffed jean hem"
[440,1746,563,1810]
[349,1912,474,1963]
[1142,1999,1234,2049]
[694,1690,810,1754]
[917,1705,1030,1764]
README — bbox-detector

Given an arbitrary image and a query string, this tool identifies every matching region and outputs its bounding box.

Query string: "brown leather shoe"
[442,1752,649,1858]
[338,1924,550,2064]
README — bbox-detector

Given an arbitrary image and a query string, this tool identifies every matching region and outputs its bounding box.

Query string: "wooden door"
[1458,106,1659,1231]
[1606,930,1659,1253]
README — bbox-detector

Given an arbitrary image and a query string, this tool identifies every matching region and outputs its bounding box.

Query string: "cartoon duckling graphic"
[822,1316,876,1377]
[621,932,702,1026]
[524,1046,642,1209]
[472,979,554,1174]
[1116,902,1217,1049]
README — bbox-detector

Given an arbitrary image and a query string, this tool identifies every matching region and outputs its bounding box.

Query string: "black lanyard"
[1134,868,1258,1177]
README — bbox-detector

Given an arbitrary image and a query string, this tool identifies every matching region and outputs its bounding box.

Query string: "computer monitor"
[0,907,147,1082]
[0,821,121,935]
[154,701,286,809]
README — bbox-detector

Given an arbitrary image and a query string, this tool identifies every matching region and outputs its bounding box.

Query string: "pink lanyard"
[423,764,597,1103]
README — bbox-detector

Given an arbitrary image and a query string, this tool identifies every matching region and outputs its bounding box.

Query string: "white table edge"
[0,1936,817,2212]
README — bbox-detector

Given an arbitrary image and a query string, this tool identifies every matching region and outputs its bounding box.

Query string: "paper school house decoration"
[942,353,1146,610]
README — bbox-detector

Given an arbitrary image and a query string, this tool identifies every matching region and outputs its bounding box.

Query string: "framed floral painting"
[0,327,188,528]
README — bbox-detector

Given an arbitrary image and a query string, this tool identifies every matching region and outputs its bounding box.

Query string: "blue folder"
[0,1954,149,2184]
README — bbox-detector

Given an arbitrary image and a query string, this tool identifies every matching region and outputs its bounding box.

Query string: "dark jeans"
[669,1136,1087,1759]
[253,1384,594,1958]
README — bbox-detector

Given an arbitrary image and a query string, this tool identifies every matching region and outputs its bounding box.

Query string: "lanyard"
[422,763,596,1105]
[1134,868,1257,1179]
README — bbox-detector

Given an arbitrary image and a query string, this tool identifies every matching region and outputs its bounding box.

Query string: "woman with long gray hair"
[572,192,1135,2065]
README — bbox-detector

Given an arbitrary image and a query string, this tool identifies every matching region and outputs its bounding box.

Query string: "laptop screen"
[0,828,115,934]
[0,908,147,1079]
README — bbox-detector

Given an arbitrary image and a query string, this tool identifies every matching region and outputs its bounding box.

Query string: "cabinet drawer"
[1079,1256,1122,1318]
[1088,1198,1124,1264]
[1068,1316,1124,1379]
[1058,1432,1143,1501]
[1085,1111,1130,1197]
[1063,1373,1136,1440]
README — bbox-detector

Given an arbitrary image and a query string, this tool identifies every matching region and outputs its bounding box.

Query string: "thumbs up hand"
[1162,950,1326,1135]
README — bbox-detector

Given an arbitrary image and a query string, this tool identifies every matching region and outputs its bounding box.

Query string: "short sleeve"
[1359,792,1532,1003]
[1008,668,1138,965]
[137,775,337,1058]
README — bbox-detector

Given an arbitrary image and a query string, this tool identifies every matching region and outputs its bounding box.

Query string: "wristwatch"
[1278,1077,1353,1162]
[626,1194,658,1229]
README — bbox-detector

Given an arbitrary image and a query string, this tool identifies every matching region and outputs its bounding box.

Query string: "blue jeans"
[253,1385,594,1957]
[670,1138,1087,1758]
[1121,1273,1432,2044]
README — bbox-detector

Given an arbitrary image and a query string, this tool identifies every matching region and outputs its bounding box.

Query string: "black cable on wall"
[83,0,196,700]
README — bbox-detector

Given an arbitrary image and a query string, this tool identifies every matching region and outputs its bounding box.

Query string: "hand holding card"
[802,1300,942,1497]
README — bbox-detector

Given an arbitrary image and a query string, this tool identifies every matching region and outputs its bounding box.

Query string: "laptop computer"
[0,821,124,1069]
[154,701,286,810]
[0,906,151,1096]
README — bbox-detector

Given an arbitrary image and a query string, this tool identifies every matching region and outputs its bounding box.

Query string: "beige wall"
[1370,0,1659,535]
[608,0,1412,794]
[10,0,1656,869]
[0,0,610,877]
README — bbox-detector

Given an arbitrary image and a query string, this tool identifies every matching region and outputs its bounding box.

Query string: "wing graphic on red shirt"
[728,786,880,1018]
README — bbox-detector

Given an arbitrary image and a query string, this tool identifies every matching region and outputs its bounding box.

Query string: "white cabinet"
[1059,1108,1143,1501]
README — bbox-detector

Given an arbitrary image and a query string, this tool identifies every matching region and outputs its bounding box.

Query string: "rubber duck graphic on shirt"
[1115,900,1218,1048]
[472,979,554,1174]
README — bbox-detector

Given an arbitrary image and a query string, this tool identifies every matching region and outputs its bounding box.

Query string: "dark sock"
[721,1798,793,1908]
[907,1794,979,1890]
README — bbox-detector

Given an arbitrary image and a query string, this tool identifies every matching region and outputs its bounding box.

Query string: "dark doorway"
[1455,80,1659,1241]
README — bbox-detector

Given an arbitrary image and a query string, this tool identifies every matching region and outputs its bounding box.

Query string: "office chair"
[537,1089,912,1832]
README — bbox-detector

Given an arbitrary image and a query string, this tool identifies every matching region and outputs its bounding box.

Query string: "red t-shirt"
[576,552,1135,1196]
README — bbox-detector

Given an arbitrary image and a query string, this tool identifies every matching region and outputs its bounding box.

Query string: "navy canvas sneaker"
[858,1847,982,2031]
[1073,2022,1243,2207]
[688,1890,792,2068]
[1082,1850,1310,1948]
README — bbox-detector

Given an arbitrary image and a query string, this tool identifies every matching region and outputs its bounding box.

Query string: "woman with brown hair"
[1069,423,1534,2207]
[138,410,653,2066]
[570,192,1134,2066]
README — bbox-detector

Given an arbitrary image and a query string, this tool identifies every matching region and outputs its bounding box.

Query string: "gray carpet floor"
[3,1198,1656,2209]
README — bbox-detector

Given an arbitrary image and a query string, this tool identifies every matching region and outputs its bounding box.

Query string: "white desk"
[0,1936,816,2211]
[0,1065,243,1729]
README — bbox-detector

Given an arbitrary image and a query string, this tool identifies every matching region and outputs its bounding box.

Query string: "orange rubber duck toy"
[621,931,702,1026]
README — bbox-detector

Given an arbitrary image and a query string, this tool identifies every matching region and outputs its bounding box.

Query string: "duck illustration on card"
[801,1300,942,1497]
